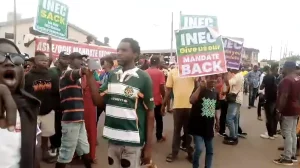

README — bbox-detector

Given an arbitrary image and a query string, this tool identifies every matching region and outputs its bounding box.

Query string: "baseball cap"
[283,61,296,69]
[69,52,88,58]
[59,51,69,57]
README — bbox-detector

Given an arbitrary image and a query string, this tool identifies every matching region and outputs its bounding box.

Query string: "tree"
[260,59,278,65]
[280,55,300,62]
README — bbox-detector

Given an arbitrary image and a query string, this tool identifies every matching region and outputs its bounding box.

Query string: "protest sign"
[175,27,227,77]
[34,0,69,39]
[180,14,218,32]
[222,37,244,70]
[34,37,116,60]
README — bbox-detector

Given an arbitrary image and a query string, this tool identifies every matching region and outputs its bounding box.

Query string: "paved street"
[42,96,299,168]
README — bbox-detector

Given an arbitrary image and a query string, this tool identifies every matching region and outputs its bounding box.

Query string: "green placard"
[180,15,218,32]
[175,27,226,77]
[34,0,69,39]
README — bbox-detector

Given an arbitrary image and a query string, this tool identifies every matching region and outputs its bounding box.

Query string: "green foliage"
[260,59,278,65]
[280,55,300,62]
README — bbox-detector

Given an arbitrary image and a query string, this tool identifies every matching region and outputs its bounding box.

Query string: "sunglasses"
[0,51,25,65]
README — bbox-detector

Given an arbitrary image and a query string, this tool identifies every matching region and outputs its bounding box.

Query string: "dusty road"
[41,96,299,168]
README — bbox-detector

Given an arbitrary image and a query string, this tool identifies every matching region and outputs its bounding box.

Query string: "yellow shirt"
[166,68,195,108]
[241,71,248,76]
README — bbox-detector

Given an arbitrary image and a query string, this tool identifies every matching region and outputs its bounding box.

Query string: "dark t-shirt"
[25,68,59,115]
[262,74,277,102]
[48,67,62,111]
[188,88,219,138]
[278,74,300,116]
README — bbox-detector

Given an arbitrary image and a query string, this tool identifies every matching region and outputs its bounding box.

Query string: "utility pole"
[170,12,174,64]
[278,41,283,73]
[13,0,17,43]
[284,41,288,58]
[269,46,272,60]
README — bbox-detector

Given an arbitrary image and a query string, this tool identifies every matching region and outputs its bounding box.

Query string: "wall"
[241,49,259,66]
[0,22,33,54]
[0,21,88,55]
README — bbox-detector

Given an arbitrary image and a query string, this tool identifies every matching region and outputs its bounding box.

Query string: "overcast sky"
[0,0,299,60]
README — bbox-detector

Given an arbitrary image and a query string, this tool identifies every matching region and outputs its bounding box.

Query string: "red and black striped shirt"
[59,68,84,122]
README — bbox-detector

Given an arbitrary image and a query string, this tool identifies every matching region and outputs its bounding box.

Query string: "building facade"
[0,16,97,53]
[241,47,259,67]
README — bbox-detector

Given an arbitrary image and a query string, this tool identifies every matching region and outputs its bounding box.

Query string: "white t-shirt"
[229,72,244,105]
[0,111,40,168]
[258,72,265,94]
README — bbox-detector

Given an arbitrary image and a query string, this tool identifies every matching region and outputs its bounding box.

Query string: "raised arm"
[190,86,201,104]
[86,70,106,108]
[47,36,53,67]
[0,84,17,129]
[62,69,83,82]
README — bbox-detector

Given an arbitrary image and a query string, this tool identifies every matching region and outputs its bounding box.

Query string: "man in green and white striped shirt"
[87,38,155,168]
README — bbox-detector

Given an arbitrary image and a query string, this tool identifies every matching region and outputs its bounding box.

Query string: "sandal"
[166,154,177,162]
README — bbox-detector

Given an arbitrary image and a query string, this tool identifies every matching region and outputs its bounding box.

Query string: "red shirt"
[146,67,165,105]
[277,74,300,116]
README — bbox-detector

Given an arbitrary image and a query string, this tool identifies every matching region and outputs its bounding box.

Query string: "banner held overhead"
[175,27,227,77]
[34,0,69,39]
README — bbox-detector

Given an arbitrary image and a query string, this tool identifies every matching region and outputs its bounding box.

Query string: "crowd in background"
[0,36,300,168]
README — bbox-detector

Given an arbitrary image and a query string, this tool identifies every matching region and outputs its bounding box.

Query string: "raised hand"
[0,84,17,131]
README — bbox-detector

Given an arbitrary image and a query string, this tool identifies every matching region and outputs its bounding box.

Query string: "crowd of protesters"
[0,36,300,168]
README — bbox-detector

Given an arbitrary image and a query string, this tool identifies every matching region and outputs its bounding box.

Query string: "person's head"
[217,74,223,83]
[206,75,217,89]
[34,51,49,69]
[270,63,279,75]
[100,54,114,71]
[140,59,149,70]
[263,66,270,74]
[282,61,296,77]
[253,65,258,72]
[24,57,34,72]
[117,38,140,67]
[104,37,109,44]
[0,38,25,92]
[150,55,160,67]
[69,52,88,69]
[86,35,94,43]
[57,51,69,69]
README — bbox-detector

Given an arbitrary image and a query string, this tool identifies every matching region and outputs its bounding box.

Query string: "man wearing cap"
[273,61,300,165]
[48,51,70,156]
[56,52,91,168]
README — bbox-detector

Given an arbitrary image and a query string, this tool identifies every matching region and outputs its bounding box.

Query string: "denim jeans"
[226,103,241,139]
[281,116,299,159]
[193,136,213,168]
[57,122,90,163]
[248,86,258,106]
